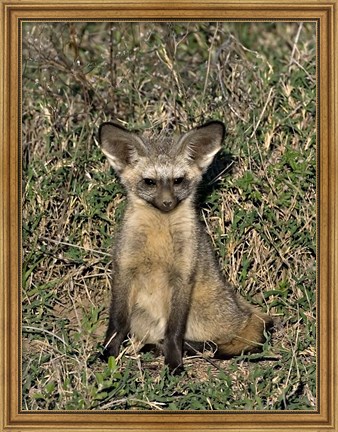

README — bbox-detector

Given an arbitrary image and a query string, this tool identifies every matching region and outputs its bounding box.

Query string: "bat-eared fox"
[98,120,272,373]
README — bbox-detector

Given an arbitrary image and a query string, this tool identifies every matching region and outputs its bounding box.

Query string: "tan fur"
[118,195,196,344]
[216,310,270,356]
[98,121,272,371]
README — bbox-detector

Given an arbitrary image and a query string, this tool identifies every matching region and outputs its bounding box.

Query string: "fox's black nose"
[163,200,173,208]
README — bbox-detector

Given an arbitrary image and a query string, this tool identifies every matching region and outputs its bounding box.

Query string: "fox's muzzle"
[154,183,178,212]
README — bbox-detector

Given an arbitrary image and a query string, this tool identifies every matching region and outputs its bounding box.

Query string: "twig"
[289,23,303,67]
[207,160,235,186]
[39,235,111,257]
[202,23,219,99]
[156,47,184,98]
[99,397,166,410]
[23,325,69,347]
[103,332,117,350]
[250,87,274,139]
[185,342,224,373]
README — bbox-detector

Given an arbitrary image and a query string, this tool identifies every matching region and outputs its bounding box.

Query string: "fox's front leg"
[163,273,192,374]
[101,276,130,361]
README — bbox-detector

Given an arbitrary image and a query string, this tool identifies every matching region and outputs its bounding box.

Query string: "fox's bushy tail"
[216,310,273,358]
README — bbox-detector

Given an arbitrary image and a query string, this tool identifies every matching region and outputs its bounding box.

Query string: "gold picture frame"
[0,1,337,431]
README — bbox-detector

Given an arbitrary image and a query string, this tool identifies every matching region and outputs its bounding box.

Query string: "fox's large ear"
[177,121,225,172]
[98,122,146,173]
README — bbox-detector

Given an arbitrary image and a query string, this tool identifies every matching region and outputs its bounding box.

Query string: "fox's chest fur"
[116,197,197,343]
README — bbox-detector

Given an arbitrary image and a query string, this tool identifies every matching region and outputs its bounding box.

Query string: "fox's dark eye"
[144,178,156,186]
[174,177,184,185]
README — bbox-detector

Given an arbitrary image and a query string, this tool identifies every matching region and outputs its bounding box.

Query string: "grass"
[22,21,316,411]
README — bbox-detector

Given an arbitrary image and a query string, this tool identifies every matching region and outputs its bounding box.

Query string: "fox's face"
[99,121,225,212]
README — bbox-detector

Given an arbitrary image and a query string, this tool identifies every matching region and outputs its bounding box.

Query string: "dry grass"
[22,21,316,410]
